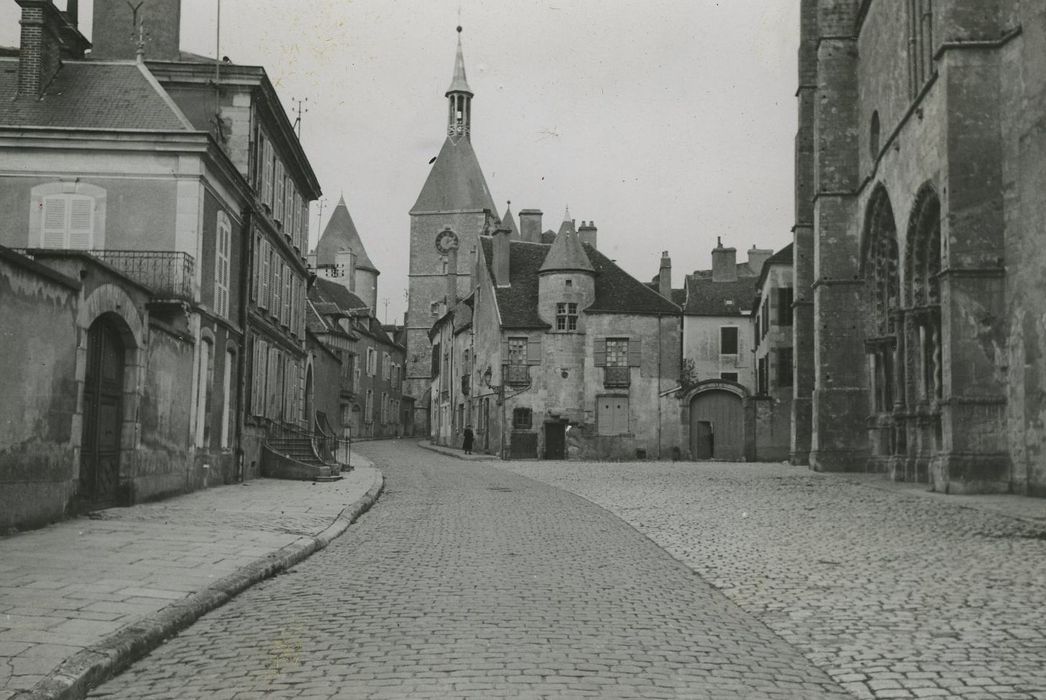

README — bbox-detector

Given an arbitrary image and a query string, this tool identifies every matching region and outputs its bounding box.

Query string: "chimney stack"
[578,220,597,249]
[518,209,542,243]
[91,0,182,60]
[658,251,672,299]
[16,0,87,99]
[493,223,511,287]
[711,237,738,282]
[746,245,774,276]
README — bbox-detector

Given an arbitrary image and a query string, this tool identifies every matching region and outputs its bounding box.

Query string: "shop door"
[544,422,566,460]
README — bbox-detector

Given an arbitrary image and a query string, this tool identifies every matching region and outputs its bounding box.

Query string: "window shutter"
[628,338,642,367]
[501,338,509,363]
[262,137,273,207]
[769,288,779,326]
[41,197,67,248]
[593,338,607,367]
[68,196,93,249]
[527,337,541,365]
[260,242,270,309]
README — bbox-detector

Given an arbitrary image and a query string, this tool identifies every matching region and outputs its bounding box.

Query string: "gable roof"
[0,59,192,131]
[684,275,757,317]
[478,237,680,329]
[311,278,400,347]
[411,136,497,214]
[315,196,377,271]
[311,277,370,313]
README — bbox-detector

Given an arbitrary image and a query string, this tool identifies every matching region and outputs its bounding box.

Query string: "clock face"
[435,229,459,254]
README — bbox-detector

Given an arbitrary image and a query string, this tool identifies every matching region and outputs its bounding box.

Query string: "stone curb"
[416,440,497,461]
[15,469,386,700]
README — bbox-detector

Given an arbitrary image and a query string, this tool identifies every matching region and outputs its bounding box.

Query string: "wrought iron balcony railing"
[93,250,195,301]
[603,365,631,388]
[503,363,530,387]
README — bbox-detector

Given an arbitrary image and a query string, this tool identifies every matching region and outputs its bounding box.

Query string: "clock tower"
[404,27,497,435]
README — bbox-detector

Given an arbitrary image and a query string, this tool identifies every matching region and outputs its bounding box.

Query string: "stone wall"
[0,250,80,531]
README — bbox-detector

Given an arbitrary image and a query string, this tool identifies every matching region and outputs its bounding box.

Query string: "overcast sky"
[1,1,800,323]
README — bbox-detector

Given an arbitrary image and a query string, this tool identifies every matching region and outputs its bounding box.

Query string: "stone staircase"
[262,434,343,482]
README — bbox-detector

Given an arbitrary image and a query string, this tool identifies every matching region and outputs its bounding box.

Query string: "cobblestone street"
[89,441,847,699]
[500,459,1046,699]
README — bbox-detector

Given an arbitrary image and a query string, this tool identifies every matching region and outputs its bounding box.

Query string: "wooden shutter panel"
[68,197,93,249]
[527,337,541,365]
[501,338,509,363]
[593,338,607,367]
[628,338,642,367]
[41,197,67,248]
[769,288,779,325]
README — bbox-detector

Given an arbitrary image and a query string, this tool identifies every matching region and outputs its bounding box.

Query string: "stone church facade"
[797,0,1046,495]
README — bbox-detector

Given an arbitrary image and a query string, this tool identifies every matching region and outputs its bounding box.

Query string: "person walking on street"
[462,425,474,455]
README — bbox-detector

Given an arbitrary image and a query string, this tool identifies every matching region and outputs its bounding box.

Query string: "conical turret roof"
[411,137,497,214]
[557,207,576,238]
[501,202,520,238]
[316,196,377,272]
[539,227,593,274]
[446,28,473,95]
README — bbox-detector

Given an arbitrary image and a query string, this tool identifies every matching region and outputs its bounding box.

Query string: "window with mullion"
[555,302,578,331]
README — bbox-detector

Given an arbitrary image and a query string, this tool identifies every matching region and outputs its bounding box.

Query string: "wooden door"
[690,390,744,460]
[81,318,124,507]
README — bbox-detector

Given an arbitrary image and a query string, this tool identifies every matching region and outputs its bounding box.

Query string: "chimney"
[746,245,774,276]
[492,223,511,287]
[578,220,597,249]
[658,251,672,299]
[446,243,459,306]
[92,0,181,61]
[16,0,86,98]
[711,237,737,282]
[518,209,542,243]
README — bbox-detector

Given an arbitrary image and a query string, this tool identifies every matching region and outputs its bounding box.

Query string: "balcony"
[504,363,530,387]
[93,250,195,301]
[603,365,631,388]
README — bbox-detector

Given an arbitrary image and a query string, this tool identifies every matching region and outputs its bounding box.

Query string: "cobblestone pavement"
[90,441,847,699]
[0,468,377,700]
[498,459,1046,700]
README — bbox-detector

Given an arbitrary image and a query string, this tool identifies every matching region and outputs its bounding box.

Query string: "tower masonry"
[404,27,497,433]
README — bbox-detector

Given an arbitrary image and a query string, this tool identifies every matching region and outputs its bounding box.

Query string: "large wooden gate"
[690,389,744,460]
[80,317,125,507]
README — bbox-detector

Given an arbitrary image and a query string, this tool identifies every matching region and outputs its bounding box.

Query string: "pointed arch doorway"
[80,316,126,508]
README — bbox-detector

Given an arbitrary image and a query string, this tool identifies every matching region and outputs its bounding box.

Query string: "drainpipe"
[235,205,251,482]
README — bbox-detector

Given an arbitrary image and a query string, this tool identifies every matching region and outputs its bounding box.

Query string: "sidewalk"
[0,456,383,700]
[417,440,497,461]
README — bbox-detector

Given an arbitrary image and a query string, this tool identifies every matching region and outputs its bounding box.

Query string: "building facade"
[430,223,683,460]
[751,244,795,461]
[797,0,1046,495]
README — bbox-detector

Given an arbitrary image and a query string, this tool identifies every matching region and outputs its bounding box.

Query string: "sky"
[0,0,800,324]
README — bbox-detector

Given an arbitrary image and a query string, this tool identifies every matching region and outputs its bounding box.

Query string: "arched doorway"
[689,385,745,460]
[80,316,126,507]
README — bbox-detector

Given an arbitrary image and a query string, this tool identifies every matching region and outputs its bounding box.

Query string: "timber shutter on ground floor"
[597,395,629,435]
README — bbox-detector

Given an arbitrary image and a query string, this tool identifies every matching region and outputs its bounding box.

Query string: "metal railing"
[503,363,530,387]
[93,250,195,300]
[603,365,631,388]
[264,418,351,469]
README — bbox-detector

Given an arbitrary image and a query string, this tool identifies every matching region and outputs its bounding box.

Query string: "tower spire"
[446,26,473,141]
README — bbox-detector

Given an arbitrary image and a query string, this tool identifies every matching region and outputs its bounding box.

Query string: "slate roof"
[683,275,758,317]
[539,229,593,274]
[315,196,377,271]
[310,279,400,346]
[500,204,519,238]
[479,237,680,329]
[411,136,497,214]
[642,282,687,308]
[0,59,191,130]
[446,32,473,95]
